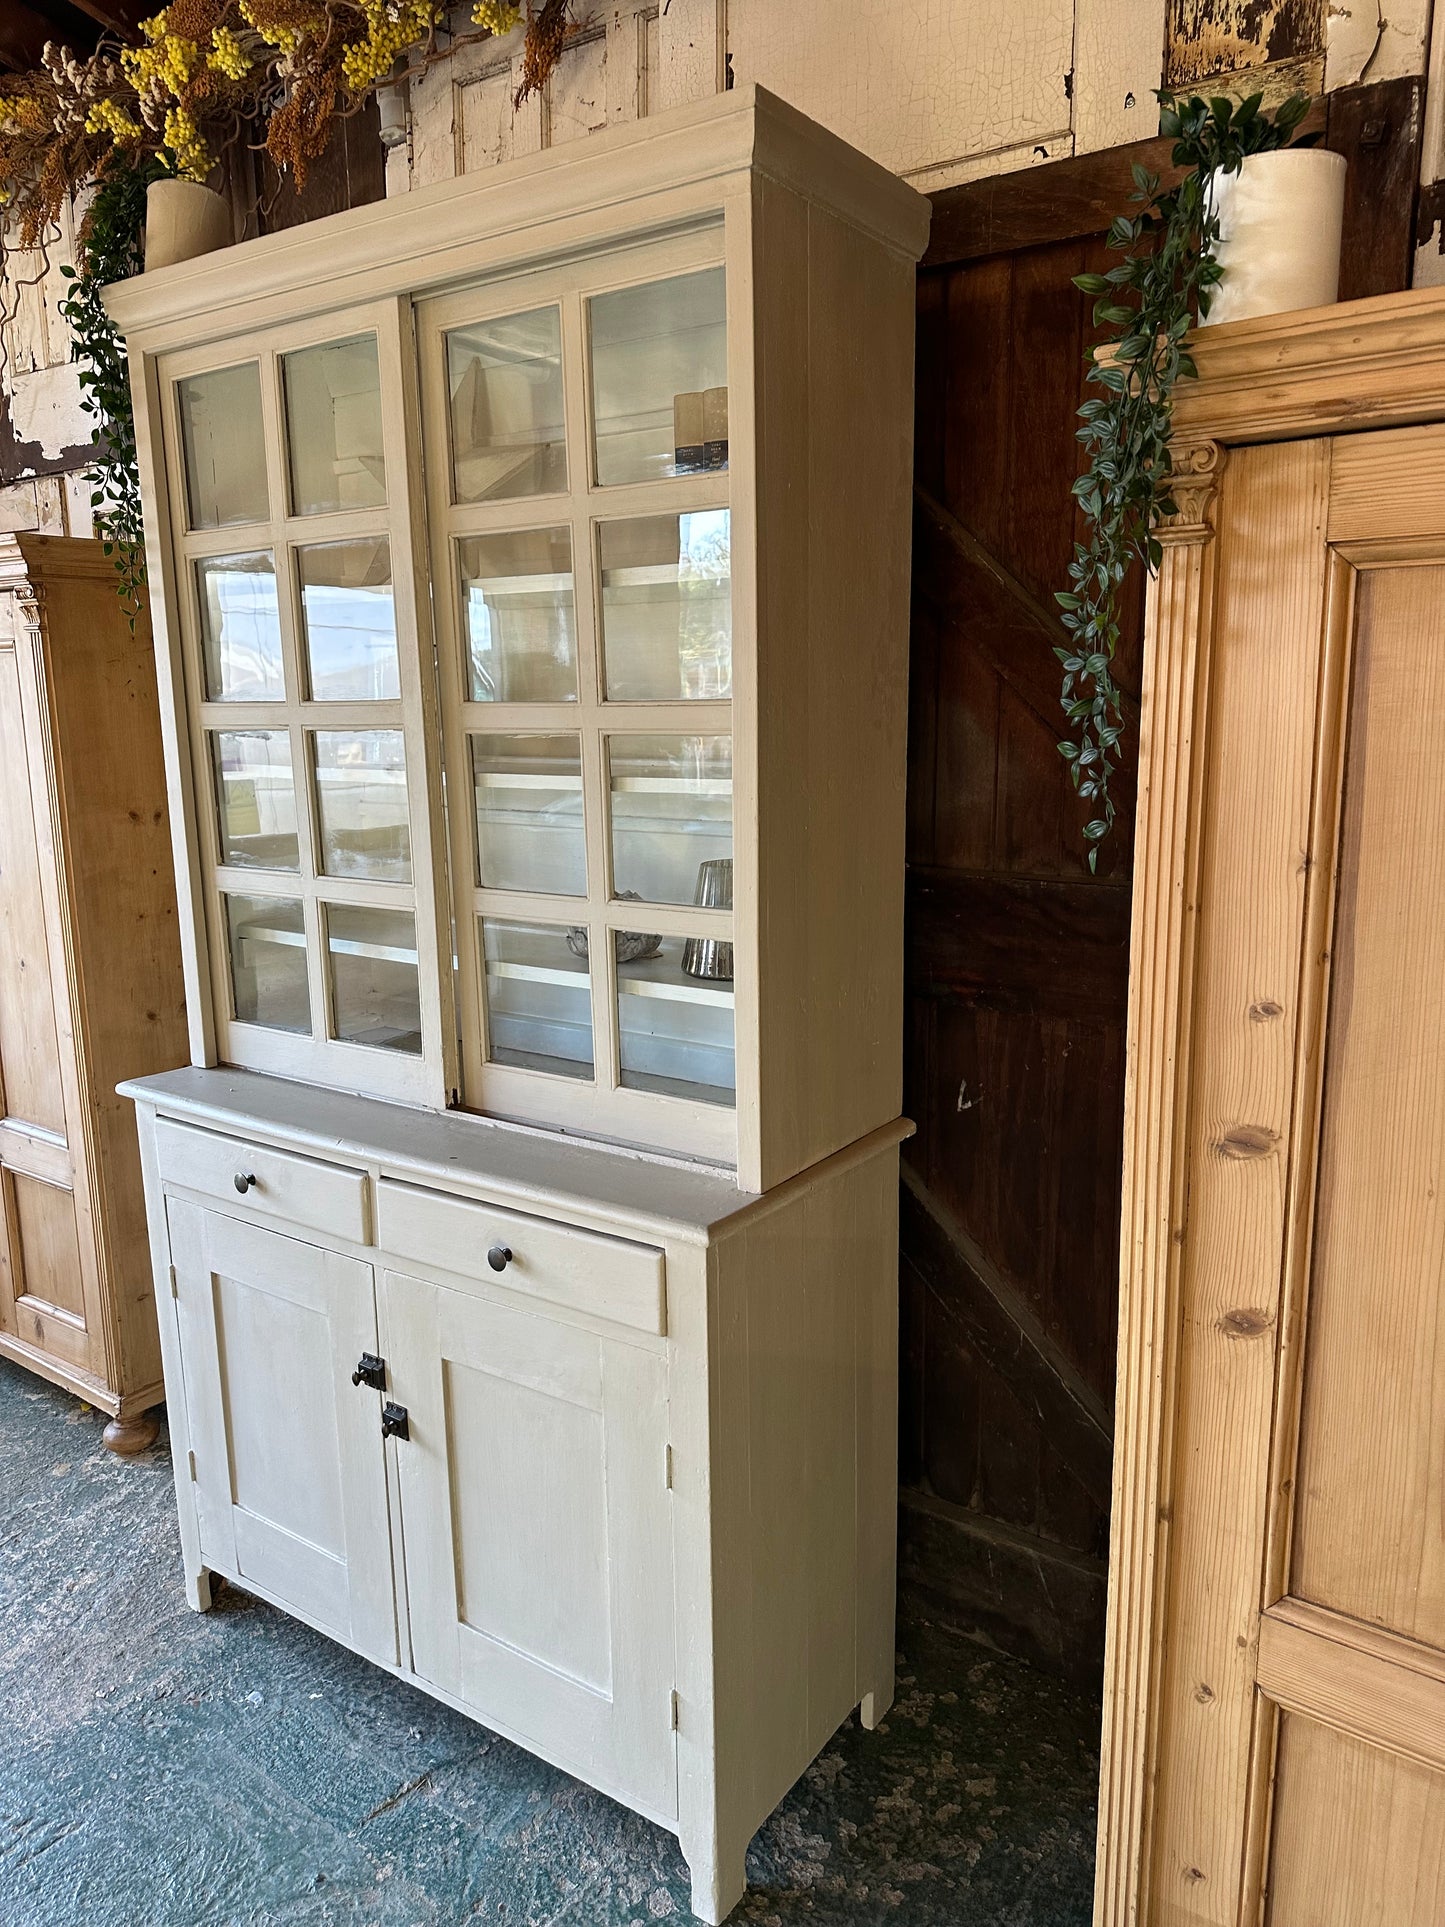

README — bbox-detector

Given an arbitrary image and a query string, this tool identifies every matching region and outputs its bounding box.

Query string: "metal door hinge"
[168,1265,178,1300]
[670,1689,679,1731]
[187,1449,197,1482]
[664,1442,673,1489]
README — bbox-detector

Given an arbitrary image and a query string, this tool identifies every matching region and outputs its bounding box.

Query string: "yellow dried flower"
[163,103,210,179]
[208,26,252,80]
[85,98,143,144]
[340,0,438,92]
[6,93,53,131]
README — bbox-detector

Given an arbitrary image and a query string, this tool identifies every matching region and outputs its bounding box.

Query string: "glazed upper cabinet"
[111,88,930,1190]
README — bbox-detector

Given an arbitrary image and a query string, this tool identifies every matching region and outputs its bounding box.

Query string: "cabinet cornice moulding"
[103,85,931,351]
[1173,285,1445,444]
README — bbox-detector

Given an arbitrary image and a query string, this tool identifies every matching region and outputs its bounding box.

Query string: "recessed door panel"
[386,1268,675,1820]
[446,1356,611,1692]
[1291,564,1445,1648]
[0,646,66,1137]
[1267,1716,1445,1926]
[167,1199,396,1664]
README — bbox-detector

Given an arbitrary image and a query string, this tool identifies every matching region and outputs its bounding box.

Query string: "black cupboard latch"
[351,1352,386,1391]
[381,1402,410,1442]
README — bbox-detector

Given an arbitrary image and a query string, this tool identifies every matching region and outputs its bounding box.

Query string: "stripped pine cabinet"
[1096,286,1445,1927]
[0,536,188,1451]
[112,89,925,1922]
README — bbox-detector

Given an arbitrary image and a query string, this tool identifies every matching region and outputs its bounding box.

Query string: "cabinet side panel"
[708,1143,900,1836]
[39,551,188,1396]
[754,185,914,1191]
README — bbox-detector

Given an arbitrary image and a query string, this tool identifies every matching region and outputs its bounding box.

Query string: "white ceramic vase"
[1201,147,1347,327]
[144,178,231,272]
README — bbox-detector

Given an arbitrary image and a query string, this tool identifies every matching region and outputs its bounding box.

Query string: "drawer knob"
[351,1353,386,1391]
[487,1244,513,1273]
[233,1171,257,1194]
[381,1401,409,1442]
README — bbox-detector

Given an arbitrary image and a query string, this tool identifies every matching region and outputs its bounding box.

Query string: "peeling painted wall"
[0,208,96,531]
[1166,0,1325,87]
[395,0,1168,198]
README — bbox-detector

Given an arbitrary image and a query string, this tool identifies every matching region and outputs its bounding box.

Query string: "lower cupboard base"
[127,1072,906,1927]
[183,1555,886,1924]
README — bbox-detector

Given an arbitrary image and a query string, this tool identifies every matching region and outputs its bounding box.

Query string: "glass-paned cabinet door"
[419,236,737,1163]
[160,307,448,1103]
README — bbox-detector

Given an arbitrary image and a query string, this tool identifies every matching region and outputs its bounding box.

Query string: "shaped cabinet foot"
[102,1408,161,1456]
[859,1680,894,1731]
[683,1835,748,1926]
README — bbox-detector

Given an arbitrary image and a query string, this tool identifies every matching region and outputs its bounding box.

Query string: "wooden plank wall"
[901,224,1135,1687]
[900,73,1425,1686]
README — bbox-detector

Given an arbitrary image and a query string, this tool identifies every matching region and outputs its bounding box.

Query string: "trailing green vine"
[1056,89,1317,867]
[57,156,168,625]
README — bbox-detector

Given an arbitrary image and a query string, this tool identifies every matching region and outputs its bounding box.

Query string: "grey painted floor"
[0,1356,1100,1925]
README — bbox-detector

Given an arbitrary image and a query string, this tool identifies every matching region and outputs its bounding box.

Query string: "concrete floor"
[0,1355,1101,1926]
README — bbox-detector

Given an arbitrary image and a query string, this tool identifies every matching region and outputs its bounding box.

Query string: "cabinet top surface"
[123,1065,767,1238]
[103,84,931,350]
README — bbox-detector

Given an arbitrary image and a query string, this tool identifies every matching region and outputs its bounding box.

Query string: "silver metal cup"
[681,858,733,981]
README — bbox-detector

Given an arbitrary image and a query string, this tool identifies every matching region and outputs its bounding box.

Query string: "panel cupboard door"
[167,1199,397,1664]
[385,1270,676,1820]
[1101,418,1445,1927]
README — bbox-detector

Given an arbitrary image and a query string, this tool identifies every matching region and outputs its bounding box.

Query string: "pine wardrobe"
[110,86,929,1921]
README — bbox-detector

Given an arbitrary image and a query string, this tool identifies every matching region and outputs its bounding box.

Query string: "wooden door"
[1099,416,1445,1924]
[385,1269,676,1821]
[0,594,101,1386]
[167,1199,397,1664]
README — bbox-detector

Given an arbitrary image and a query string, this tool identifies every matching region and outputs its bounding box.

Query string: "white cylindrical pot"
[144,179,231,272]
[1202,148,1347,327]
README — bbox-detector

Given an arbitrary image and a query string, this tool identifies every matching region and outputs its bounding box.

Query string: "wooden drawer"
[156,1118,368,1245]
[375,1179,665,1336]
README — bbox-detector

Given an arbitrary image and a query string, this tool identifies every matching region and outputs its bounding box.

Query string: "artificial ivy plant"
[1056,88,1317,866]
[57,158,169,622]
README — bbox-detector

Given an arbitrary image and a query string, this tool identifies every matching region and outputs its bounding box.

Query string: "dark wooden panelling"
[908,871,1129,1022]
[924,80,1418,305]
[901,225,1135,1681]
[902,1167,1114,1510]
[899,1491,1108,1691]
[255,100,387,234]
[1325,76,1424,302]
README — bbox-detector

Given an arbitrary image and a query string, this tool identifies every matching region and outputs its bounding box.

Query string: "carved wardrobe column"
[1093,439,1226,1927]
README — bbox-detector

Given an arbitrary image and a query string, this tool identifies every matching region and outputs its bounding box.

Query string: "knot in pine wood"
[1217,1306,1275,1338]
[1213,1123,1279,1160]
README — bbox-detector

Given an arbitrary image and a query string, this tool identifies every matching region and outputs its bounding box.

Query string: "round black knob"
[487,1244,513,1273]
[234,1171,257,1194]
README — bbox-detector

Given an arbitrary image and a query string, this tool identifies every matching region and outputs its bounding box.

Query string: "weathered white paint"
[1,208,96,527]
[391,0,1175,197]
[728,0,1075,181]
[8,361,86,461]
[1074,0,1165,153]
[1326,0,1433,91]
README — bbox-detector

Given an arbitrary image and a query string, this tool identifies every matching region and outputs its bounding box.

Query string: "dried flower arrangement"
[0,0,578,610]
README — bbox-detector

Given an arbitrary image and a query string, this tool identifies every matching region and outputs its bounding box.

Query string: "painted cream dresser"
[110,86,928,1921]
